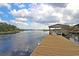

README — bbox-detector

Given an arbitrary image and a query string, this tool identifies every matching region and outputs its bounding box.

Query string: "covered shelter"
[48,24,63,35]
[49,26,62,35]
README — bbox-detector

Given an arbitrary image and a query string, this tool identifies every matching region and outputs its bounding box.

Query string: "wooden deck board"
[32,35,79,56]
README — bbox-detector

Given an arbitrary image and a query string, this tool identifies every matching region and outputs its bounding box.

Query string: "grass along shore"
[0,30,20,35]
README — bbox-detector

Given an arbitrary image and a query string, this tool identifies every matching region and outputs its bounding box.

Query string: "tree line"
[0,23,19,32]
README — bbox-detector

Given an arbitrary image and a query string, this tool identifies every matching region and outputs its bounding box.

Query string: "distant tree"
[74,24,79,28]
[0,22,19,32]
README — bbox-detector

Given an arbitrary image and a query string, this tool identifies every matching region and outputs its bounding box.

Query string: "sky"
[0,3,79,29]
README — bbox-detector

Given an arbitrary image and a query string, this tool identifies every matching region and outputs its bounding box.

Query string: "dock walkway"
[32,35,79,56]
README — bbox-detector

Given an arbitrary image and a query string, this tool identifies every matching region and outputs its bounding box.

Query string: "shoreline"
[0,31,20,35]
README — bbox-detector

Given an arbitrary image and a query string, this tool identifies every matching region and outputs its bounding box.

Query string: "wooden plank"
[32,35,79,56]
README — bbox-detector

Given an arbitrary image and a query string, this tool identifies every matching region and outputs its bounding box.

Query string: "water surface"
[69,34,79,45]
[0,31,48,56]
[0,30,79,56]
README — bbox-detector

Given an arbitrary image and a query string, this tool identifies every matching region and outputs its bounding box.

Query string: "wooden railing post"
[49,27,51,35]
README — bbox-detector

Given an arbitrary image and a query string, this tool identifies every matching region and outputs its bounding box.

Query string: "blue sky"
[0,3,79,29]
[0,3,31,21]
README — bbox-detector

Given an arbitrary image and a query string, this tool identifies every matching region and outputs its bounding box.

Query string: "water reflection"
[0,35,13,55]
[11,48,32,56]
[69,34,79,45]
[0,31,48,56]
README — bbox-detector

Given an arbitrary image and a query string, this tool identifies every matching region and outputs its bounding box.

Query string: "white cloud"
[10,3,68,29]
[10,18,28,25]
[66,3,79,13]
[29,22,48,29]
[0,12,3,16]
[29,4,60,23]
[0,19,9,24]
[13,3,25,8]
[15,18,27,22]
[19,4,25,8]
[10,19,28,29]
[61,3,79,25]
[10,19,48,29]
[11,9,29,18]
[10,3,79,29]
[0,3,11,9]
[0,19,4,22]
[11,4,60,24]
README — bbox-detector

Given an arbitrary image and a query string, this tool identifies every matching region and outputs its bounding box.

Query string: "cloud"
[10,19,48,29]
[13,3,25,8]
[11,9,29,18]
[0,3,11,9]
[15,18,27,22]
[19,4,25,8]
[10,3,69,25]
[47,3,68,8]
[46,3,79,25]
[62,3,79,25]
[66,3,79,12]
[10,18,28,25]
[65,11,79,24]
[0,19,8,23]
[30,22,48,29]
[10,19,28,29]
[28,4,61,24]
[0,12,4,16]
[10,3,79,29]
[0,19,4,22]
[11,4,60,24]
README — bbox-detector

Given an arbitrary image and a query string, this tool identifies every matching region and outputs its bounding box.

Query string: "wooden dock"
[32,35,79,56]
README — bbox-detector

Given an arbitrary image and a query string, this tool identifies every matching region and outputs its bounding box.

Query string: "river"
[69,34,79,45]
[0,31,48,56]
[0,31,79,56]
